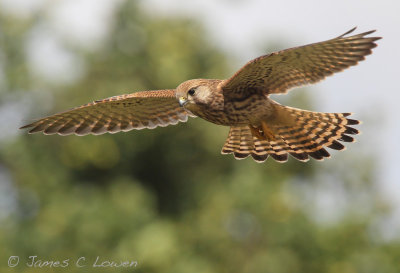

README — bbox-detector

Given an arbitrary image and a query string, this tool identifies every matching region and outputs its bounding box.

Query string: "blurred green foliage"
[1,1,399,273]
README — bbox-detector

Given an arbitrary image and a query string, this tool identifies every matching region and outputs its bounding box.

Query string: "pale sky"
[1,0,399,221]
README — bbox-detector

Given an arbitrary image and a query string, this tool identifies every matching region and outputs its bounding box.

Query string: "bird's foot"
[249,123,276,141]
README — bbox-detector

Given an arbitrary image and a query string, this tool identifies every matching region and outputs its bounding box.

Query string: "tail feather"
[221,105,360,163]
[222,126,253,159]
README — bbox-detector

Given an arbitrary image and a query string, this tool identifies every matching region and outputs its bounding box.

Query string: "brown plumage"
[20,28,381,163]
[22,90,192,136]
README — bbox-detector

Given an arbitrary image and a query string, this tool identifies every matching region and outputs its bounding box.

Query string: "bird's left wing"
[20,89,194,136]
[220,28,380,99]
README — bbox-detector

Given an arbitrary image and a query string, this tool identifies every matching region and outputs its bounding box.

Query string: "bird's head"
[175,79,215,114]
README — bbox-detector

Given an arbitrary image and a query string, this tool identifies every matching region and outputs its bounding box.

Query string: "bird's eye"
[188,88,196,96]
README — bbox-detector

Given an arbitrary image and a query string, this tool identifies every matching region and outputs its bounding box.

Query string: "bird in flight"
[20,28,380,163]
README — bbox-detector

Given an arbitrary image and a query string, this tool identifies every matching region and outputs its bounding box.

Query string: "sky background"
[1,0,399,222]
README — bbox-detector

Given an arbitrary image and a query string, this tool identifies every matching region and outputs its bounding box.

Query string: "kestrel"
[20,28,380,163]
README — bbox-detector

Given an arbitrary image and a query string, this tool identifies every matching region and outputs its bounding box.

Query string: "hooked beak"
[178,96,188,107]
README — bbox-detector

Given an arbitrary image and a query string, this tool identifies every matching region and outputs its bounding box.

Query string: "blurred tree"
[0,1,399,273]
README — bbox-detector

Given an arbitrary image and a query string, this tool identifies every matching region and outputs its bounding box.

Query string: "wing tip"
[338,27,381,43]
[19,124,31,130]
[339,26,358,37]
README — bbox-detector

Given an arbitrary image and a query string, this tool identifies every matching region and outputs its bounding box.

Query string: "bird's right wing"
[220,28,380,99]
[20,89,195,136]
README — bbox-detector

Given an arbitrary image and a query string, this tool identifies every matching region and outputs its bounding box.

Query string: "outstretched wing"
[20,89,194,136]
[221,28,381,98]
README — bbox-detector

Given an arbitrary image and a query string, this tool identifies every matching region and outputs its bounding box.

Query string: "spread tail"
[221,104,359,163]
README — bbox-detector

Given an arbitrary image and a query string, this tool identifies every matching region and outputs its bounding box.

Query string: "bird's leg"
[261,121,276,141]
[249,123,276,141]
[249,125,265,140]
